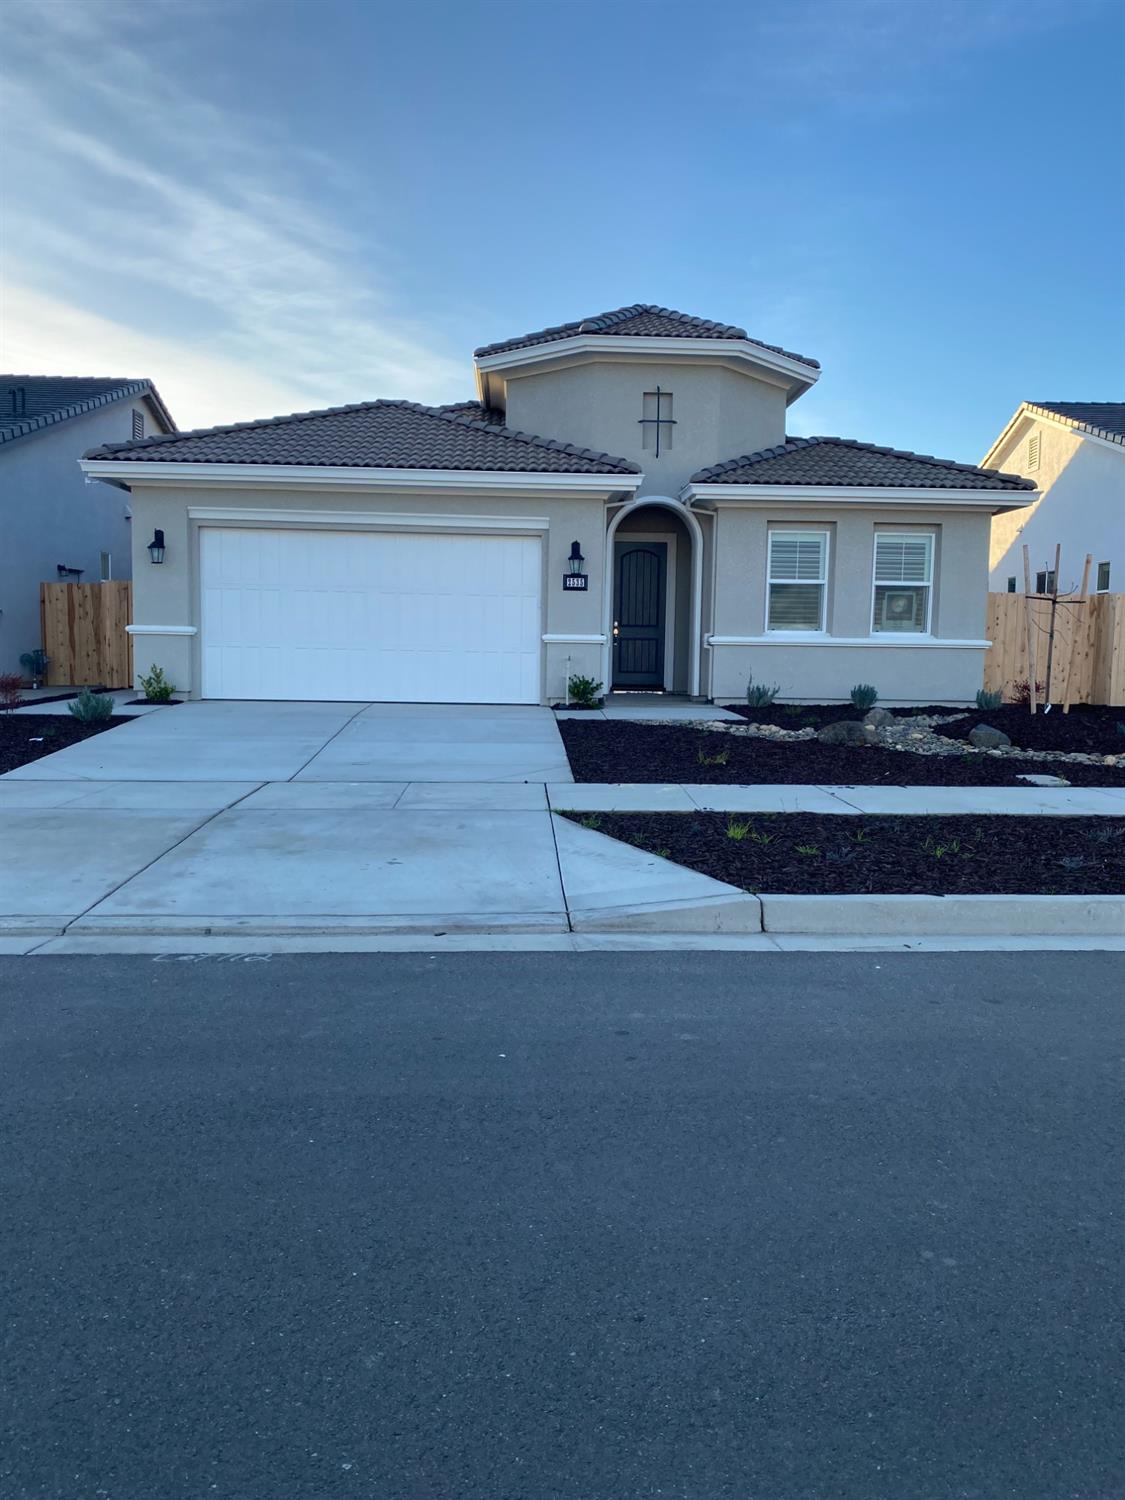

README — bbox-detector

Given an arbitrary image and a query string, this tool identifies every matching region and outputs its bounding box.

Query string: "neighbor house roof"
[1026,402,1125,447]
[474,304,820,370]
[0,376,176,446]
[690,435,1035,490]
[83,397,641,474]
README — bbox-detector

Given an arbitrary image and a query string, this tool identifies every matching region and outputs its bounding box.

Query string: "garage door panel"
[200,528,543,703]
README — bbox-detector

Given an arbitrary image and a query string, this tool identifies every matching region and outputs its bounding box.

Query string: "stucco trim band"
[184,508,551,532]
[707,635,990,649]
[126,625,199,636]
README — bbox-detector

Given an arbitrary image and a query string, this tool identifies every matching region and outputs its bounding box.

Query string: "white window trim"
[871,531,934,637]
[765,528,830,634]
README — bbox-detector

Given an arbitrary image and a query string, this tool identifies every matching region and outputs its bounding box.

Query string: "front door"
[612,540,667,689]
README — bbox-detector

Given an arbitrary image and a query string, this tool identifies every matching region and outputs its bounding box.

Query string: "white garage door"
[199,527,543,703]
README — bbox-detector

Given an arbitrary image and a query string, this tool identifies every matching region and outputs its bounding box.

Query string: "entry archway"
[603,496,704,696]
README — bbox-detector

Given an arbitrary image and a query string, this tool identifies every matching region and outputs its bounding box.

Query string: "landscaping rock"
[968,724,1012,750]
[864,707,895,728]
[817,719,877,747]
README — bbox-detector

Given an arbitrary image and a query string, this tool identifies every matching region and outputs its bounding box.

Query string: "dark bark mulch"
[0,713,131,774]
[557,719,1125,787]
[939,704,1125,755]
[568,811,1125,894]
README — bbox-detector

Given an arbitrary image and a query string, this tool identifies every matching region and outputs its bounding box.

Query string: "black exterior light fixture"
[564,540,588,591]
[147,529,166,564]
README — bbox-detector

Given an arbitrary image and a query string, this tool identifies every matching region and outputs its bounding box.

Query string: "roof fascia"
[680,482,1036,512]
[79,458,643,497]
[474,334,820,395]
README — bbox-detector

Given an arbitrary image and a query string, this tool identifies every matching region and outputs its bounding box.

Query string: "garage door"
[199,527,542,703]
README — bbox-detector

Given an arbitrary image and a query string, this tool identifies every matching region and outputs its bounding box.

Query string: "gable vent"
[1027,432,1041,471]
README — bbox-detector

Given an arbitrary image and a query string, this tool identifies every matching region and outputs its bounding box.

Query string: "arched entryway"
[603,497,703,697]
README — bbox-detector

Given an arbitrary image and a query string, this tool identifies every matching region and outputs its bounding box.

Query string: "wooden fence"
[40,581,133,687]
[983,591,1125,706]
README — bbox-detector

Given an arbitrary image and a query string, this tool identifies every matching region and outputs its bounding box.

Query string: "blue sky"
[1,0,1121,463]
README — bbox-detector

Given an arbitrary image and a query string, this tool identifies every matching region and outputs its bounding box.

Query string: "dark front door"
[613,540,667,688]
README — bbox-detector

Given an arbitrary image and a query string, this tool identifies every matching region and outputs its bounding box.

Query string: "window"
[639,388,674,455]
[1027,432,1041,471]
[1097,561,1111,592]
[132,410,145,441]
[99,551,112,581]
[1007,576,1017,593]
[872,533,933,634]
[1035,570,1057,595]
[767,530,828,632]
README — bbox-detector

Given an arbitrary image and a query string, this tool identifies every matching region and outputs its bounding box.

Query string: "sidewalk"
[546,783,1125,815]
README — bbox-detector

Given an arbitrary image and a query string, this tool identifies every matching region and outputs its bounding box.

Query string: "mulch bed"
[938,704,1125,756]
[566,812,1125,895]
[0,713,131,774]
[723,703,958,731]
[557,719,1125,787]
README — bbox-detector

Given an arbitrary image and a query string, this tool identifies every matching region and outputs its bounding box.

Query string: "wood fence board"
[984,591,1125,706]
[40,582,133,687]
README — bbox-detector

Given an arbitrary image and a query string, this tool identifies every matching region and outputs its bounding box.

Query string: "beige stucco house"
[983,402,1124,597]
[82,305,1035,706]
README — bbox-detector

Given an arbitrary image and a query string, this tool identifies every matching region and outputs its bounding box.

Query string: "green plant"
[848,826,872,844]
[725,819,752,841]
[68,688,114,723]
[566,673,603,708]
[919,836,974,860]
[19,649,48,686]
[578,813,603,830]
[139,664,176,703]
[653,848,671,859]
[794,843,820,857]
[697,745,730,766]
[0,672,23,710]
[849,683,879,711]
[975,687,1004,711]
[746,672,781,707]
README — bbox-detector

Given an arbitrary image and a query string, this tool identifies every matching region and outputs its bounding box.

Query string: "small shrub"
[567,673,603,708]
[697,745,730,767]
[68,688,114,723]
[725,819,752,841]
[19,649,48,686]
[0,672,23,710]
[849,683,879,711]
[794,843,820,857]
[139,664,176,703]
[746,672,781,707]
[578,813,602,830]
[1009,678,1046,707]
[975,688,1004,711]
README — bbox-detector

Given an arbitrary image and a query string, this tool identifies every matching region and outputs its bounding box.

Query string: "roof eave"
[474,334,820,399]
[79,458,644,496]
[680,481,1037,512]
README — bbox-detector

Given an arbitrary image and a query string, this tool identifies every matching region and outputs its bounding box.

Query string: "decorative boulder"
[864,707,895,728]
[817,719,878,747]
[968,723,1011,749]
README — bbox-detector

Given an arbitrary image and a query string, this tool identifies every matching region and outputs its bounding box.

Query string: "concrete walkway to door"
[0,701,755,940]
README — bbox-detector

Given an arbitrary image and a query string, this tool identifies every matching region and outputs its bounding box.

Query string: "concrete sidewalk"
[548,782,1125,815]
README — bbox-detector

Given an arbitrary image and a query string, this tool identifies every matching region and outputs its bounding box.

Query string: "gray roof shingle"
[0,375,175,446]
[83,397,641,475]
[691,436,1035,491]
[1027,402,1125,446]
[474,304,820,370]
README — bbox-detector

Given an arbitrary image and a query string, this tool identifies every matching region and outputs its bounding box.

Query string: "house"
[983,402,1125,597]
[0,376,176,675]
[81,305,1034,706]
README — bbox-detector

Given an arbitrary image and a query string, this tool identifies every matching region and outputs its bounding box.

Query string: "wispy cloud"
[0,2,465,426]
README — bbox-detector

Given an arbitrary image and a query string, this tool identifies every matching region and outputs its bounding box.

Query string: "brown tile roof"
[474,304,820,370]
[691,435,1035,490]
[83,397,640,474]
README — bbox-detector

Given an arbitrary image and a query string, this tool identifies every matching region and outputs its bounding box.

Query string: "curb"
[758,893,1125,936]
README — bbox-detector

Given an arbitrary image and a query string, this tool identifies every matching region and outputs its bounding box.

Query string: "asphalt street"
[1,951,1122,1500]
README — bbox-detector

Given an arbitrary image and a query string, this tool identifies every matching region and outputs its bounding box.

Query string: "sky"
[1,0,1122,463]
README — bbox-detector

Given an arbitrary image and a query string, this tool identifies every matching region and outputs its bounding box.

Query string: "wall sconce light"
[563,540,588,591]
[568,541,585,576]
[147,529,166,564]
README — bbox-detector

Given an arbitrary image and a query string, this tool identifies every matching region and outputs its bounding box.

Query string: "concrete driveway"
[0,703,753,939]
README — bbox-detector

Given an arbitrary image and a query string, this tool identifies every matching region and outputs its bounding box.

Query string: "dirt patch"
[566,811,1125,895]
[557,719,1125,787]
[0,713,130,774]
[939,704,1125,756]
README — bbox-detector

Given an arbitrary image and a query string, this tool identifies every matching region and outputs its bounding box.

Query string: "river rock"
[968,724,1011,749]
[818,719,878,747]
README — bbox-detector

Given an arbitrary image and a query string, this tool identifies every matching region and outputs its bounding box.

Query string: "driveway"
[0,703,753,939]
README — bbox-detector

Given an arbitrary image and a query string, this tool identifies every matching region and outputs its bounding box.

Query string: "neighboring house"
[82,305,1034,706]
[984,402,1125,597]
[0,376,176,675]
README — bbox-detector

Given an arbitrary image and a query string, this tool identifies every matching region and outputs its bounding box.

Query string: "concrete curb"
[759,893,1125,936]
[65,912,571,936]
[569,893,763,934]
